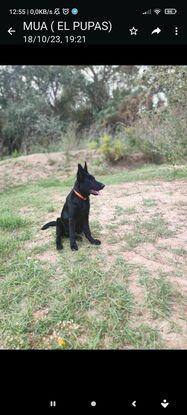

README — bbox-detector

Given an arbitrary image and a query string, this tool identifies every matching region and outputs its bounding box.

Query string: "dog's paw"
[75,235,83,241]
[92,239,101,245]
[71,242,78,251]
[56,243,63,250]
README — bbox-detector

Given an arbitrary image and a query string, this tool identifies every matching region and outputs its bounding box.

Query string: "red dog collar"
[73,189,87,201]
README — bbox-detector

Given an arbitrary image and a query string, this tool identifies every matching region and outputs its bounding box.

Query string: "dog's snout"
[100,184,105,189]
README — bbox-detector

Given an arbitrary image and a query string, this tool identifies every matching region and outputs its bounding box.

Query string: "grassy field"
[0,156,187,349]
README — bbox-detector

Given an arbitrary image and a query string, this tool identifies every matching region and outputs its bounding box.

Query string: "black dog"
[41,162,105,251]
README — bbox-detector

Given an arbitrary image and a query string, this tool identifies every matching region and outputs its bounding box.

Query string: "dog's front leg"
[56,218,63,250]
[83,216,101,245]
[69,217,78,250]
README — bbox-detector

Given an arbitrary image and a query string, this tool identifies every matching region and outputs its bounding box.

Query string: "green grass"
[125,233,146,249]
[123,207,137,214]
[37,177,63,188]
[106,223,118,230]
[47,205,56,213]
[115,206,136,215]
[0,212,33,270]
[0,235,18,259]
[140,216,174,238]
[124,215,174,249]
[143,199,157,207]
[118,218,131,226]
[90,220,103,234]
[115,206,125,215]
[171,247,187,257]
[0,246,135,349]
[0,251,178,349]
[139,273,175,319]
[107,235,124,244]
[0,255,55,348]
[41,257,134,349]
[97,164,187,184]
[122,324,162,349]
[0,213,30,230]
[31,243,52,255]
[3,248,166,349]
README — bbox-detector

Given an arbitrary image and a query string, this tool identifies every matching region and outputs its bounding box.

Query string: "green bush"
[2,101,63,155]
[88,105,187,166]
[124,108,187,164]
[99,134,127,163]
[12,149,22,158]
[88,139,100,150]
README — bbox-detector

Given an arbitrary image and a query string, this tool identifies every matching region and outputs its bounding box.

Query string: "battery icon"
[164,8,177,15]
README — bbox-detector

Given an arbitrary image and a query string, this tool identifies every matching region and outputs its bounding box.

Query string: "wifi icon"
[154,8,162,15]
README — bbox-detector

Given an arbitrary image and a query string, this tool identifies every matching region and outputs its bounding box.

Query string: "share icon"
[151,27,161,35]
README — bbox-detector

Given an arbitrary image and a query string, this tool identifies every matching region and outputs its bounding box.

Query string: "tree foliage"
[0,65,186,157]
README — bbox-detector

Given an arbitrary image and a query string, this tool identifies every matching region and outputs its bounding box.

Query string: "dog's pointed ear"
[84,162,88,172]
[77,164,84,181]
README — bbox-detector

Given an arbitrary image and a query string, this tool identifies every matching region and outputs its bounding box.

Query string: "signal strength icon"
[143,9,152,15]
[154,8,162,15]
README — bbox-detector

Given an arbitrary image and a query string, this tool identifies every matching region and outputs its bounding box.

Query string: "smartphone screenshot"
[0,1,186,412]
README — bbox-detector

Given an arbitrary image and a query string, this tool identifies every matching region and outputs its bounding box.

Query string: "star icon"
[129,27,138,35]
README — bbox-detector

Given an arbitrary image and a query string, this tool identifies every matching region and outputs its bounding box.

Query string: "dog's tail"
[41,221,57,230]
